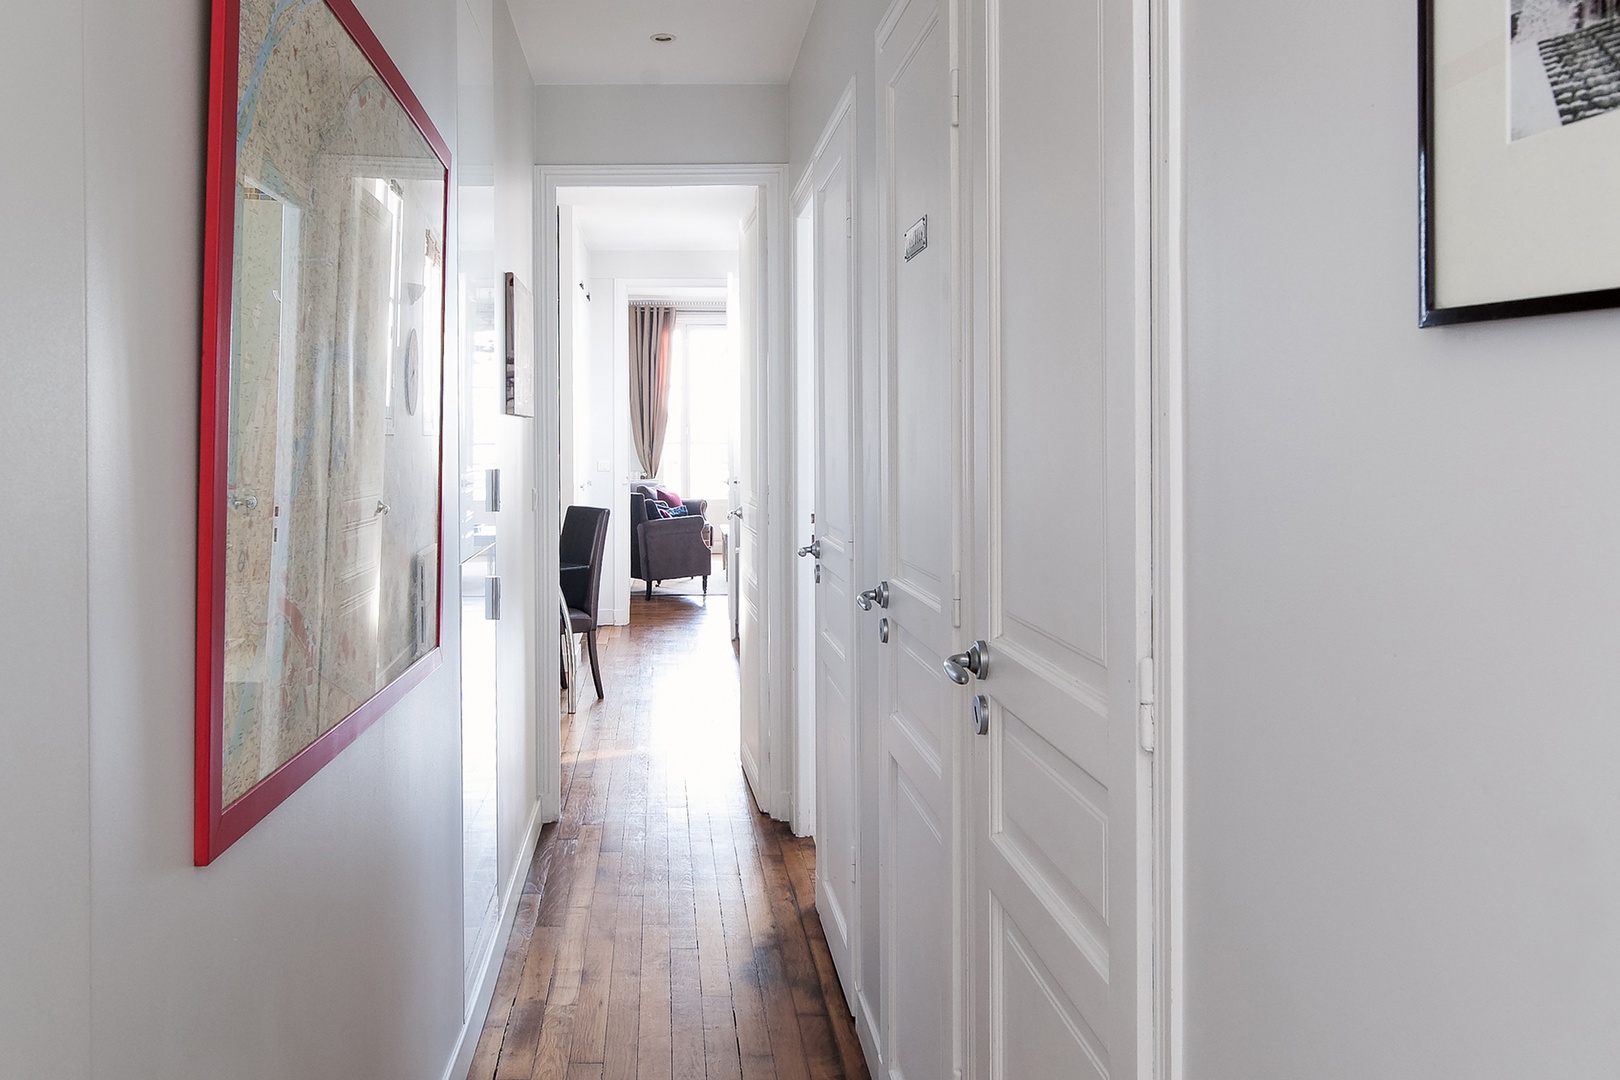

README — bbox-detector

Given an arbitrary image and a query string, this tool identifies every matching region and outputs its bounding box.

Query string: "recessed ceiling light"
[650,33,675,43]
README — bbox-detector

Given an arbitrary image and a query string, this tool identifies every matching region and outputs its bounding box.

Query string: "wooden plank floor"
[468,593,870,1080]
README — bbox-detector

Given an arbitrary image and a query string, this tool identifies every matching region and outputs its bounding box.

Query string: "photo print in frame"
[1421,0,1620,324]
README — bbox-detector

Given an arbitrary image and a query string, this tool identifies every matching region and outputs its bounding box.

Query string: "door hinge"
[950,68,960,128]
[951,569,962,627]
[1138,655,1156,752]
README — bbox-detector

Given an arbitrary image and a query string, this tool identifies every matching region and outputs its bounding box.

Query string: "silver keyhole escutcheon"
[972,694,990,736]
[879,617,890,644]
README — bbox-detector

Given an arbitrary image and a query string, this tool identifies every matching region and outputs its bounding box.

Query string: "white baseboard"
[854,986,884,1079]
[440,799,546,1080]
[739,740,768,816]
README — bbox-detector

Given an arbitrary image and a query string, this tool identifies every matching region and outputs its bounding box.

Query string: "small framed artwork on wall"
[1421,0,1620,324]
[195,0,451,863]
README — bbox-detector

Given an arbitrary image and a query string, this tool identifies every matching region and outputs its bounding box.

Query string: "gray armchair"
[630,486,711,599]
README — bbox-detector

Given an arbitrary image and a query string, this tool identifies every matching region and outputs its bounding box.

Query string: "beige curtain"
[629,304,675,478]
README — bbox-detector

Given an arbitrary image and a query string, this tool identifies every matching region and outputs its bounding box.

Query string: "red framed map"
[196,0,451,864]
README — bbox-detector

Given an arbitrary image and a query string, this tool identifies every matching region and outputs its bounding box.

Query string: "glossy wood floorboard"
[468,594,870,1080]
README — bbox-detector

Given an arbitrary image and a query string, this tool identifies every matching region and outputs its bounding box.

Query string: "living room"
[559,184,755,637]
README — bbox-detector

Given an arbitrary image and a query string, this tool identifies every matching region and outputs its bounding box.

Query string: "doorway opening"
[540,165,793,830]
[553,183,760,794]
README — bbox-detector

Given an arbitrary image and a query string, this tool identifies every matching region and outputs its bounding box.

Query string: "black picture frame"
[1418,0,1620,327]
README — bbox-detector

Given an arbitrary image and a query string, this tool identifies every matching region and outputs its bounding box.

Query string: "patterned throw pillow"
[652,500,675,519]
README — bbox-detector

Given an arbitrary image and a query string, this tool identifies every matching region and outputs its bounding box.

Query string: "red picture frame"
[196,0,451,865]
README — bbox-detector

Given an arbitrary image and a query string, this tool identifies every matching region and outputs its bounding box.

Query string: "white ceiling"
[560,186,758,251]
[509,1,818,85]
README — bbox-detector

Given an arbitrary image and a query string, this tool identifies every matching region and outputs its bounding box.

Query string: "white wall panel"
[0,3,91,1077]
[1184,0,1620,1075]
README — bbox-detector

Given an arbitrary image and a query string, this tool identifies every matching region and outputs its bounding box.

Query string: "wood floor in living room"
[468,594,869,1080]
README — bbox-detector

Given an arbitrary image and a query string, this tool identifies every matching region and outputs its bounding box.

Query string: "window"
[659,311,737,507]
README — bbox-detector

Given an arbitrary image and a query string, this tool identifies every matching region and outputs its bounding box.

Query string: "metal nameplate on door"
[904,215,928,262]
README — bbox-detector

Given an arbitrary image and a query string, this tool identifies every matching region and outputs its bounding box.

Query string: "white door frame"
[788,77,861,843]
[1145,0,1187,1071]
[534,163,794,824]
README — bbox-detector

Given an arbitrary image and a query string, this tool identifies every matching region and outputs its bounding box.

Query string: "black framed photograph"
[1421,0,1620,325]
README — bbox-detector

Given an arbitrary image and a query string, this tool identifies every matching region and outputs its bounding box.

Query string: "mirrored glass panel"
[218,0,447,808]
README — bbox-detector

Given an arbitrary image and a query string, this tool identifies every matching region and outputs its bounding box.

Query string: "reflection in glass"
[456,0,501,985]
[221,0,445,807]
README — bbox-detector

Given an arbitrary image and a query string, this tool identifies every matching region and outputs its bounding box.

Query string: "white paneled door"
[872,0,1157,1072]
[964,0,1153,1076]
[737,205,770,812]
[807,101,862,1001]
[876,1,960,1077]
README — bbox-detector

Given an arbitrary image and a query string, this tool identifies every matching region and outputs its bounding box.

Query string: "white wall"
[84,0,465,1074]
[0,0,539,1076]
[536,84,788,164]
[567,246,739,624]
[786,1,889,1065]
[1183,2,1620,1077]
[491,0,541,905]
[0,4,91,1078]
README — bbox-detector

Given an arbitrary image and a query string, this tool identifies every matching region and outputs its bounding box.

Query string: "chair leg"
[645,579,653,601]
[702,575,709,595]
[587,629,604,700]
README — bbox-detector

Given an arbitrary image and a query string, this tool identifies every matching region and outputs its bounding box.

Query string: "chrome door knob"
[797,539,821,559]
[942,640,989,684]
[857,581,890,611]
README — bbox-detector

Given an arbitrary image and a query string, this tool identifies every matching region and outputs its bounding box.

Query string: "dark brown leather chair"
[630,487,711,600]
[560,505,610,699]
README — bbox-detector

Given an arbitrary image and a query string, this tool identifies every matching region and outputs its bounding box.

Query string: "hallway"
[468,596,868,1080]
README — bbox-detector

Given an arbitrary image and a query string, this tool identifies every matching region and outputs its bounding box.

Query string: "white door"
[964,0,1152,1076]
[807,104,861,999]
[736,204,771,811]
[876,2,960,1076]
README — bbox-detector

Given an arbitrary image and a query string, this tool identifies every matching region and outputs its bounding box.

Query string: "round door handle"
[944,640,989,682]
[797,539,821,559]
[857,581,890,611]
